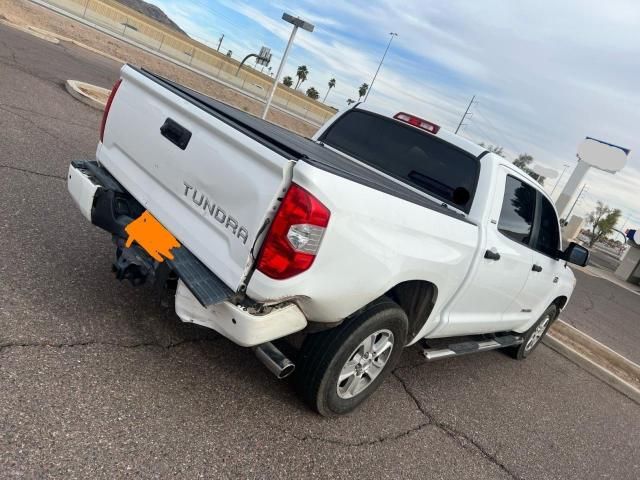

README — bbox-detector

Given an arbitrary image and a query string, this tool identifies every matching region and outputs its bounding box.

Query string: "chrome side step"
[422,335,523,361]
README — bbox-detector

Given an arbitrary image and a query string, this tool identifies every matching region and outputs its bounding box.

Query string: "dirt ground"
[0,0,319,138]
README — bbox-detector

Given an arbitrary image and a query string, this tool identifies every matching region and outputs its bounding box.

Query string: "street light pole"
[550,164,571,197]
[262,13,314,120]
[565,183,588,221]
[363,32,397,102]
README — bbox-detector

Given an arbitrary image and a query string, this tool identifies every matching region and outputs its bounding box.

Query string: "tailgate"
[98,65,293,290]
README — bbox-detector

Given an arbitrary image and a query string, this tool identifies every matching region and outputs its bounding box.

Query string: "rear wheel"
[509,304,557,360]
[294,297,408,416]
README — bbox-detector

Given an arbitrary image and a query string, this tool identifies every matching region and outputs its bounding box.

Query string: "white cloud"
[148,0,640,229]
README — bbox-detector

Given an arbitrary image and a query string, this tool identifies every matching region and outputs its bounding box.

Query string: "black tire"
[294,296,408,416]
[508,304,558,360]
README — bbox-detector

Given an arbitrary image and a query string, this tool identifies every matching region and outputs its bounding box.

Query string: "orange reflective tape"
[124,211,180,262]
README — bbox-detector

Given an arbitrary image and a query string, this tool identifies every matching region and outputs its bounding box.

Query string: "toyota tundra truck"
[67,65,589,416]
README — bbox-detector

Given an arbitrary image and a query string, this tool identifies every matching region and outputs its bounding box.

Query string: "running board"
[422,335,523,361]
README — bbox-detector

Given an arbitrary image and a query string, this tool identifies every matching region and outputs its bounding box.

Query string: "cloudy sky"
[149,0,639,232]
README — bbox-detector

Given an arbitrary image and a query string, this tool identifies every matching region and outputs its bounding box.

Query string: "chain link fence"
[45,0,336,125]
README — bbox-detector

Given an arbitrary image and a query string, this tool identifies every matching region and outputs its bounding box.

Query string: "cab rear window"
[319,110,480,212]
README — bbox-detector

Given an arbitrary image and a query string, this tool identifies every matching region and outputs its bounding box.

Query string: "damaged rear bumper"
[67,160,307,346]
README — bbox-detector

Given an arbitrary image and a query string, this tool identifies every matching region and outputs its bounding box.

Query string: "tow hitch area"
[69,160,234,307]
[112,239,156,286]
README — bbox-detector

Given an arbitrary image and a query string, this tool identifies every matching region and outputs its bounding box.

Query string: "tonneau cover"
[137,67,469,223]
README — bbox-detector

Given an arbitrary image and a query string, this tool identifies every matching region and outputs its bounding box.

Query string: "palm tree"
[282,76,293,87]
[323,78,336,103]
[295,65,309,89]
[346,98,355,106]
[358,83,368,100]
[306,87,319,100]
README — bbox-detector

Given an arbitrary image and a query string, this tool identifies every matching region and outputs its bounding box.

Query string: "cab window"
[498,175,536,245]
[534,195,560,256]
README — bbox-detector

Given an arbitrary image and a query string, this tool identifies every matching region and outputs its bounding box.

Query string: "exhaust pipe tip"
[254,342,295,379]
[277,362,295,379]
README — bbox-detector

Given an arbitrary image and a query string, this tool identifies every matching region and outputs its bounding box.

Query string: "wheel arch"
[552,295,568,313]
[385,280,438,342]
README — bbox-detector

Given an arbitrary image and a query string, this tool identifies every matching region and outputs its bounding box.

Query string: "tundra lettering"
[183,181,249,244]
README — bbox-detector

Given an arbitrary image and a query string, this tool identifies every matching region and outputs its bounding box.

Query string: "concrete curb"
[65,80,109,110]
[544,320,640,405]
[69,39,125,64]
[0,18,59,44]
[1,15,125,64]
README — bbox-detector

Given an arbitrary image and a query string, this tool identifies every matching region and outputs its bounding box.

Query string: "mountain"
[115,0,189,37]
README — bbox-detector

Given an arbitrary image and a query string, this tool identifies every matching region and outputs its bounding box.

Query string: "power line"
[465,121,513,159]
[473,108,522,156]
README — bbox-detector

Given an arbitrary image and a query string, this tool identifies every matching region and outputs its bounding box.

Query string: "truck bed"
[136,67,470,224]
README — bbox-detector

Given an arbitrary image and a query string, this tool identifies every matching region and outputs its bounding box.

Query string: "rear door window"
[319,110,480,212]
[498,175,536,245]
[534,194,561,256]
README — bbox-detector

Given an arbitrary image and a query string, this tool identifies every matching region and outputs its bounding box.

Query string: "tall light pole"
[262,13,314,120]
[564,183,588,221]
[363,32,397,102]
[550,163,571,197]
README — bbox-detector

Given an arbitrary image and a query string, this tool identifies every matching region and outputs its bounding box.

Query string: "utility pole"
[262,13,314,120]
[217,34,224,51]
[364,32,398,102]
[550,163,571,197]
[564,183,587,221]
[455,95,475,134]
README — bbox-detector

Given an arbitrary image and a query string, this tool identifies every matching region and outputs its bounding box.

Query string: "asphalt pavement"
[563,268,640,364]
[1,23,639,479]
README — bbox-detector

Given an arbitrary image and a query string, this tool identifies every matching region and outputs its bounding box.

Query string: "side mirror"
[560,242,589,267]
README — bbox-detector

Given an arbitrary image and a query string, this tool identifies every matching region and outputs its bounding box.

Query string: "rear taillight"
[99,79,122,142]
[256,184,330,280]
[393,112,440,134]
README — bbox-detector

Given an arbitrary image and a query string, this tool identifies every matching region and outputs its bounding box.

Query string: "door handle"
[532,264,543,272]
[484,249,501,261]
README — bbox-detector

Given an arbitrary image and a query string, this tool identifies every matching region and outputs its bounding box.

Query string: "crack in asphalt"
[0,55,61,87]
[269,366,519,478]
[275,420,431,447]
[0,38,18,63]
[0,164,65,180]
[0,337,221,354]
[0,104,79,151]
[392,371,521,480]
[581,294,595,313]
[0,101,97,130]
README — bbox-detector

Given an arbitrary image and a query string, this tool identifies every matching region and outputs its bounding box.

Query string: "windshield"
[319,110,480,212]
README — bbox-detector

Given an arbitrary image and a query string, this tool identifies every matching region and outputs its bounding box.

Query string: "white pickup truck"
[68,65,589,416]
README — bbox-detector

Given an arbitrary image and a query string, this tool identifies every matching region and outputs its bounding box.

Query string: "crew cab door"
[513,191,564,325]
[440,171,537,336]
